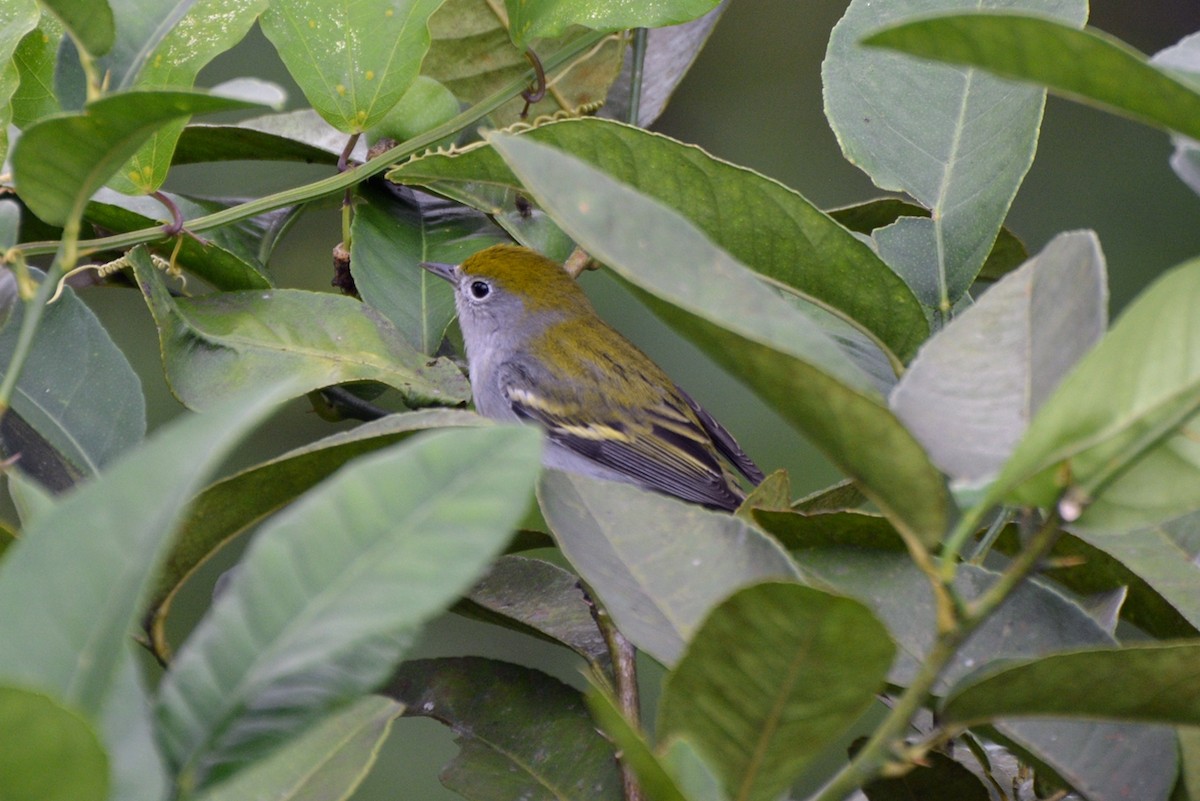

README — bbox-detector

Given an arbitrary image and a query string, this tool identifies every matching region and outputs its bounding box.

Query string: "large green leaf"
[386,657,623,801]
[1154,33,1200,198]
[130,247,469,411]
[0,268,145,491]
[10,11,63,128]
[659,582,894,801]
[390,118,927,362]
[538,470,802,667]
[991,256,1200,530]
[863,13,1200,144]
[147,408,486,657]
[824,0,1087,313]
[490,131,950,546]
[504,0,718,48]
[0,686,108,801]
[260,0,444,134]
[38,0,112,56]
[889,231,1107,481]
[100,652,168,801]
[105,0,270,195]
[423,0,624,126]
[0,380,295,716]
[943,643,1200,727]
[11,89,261,225]
[0,1,39,164]
[192,697,403,801]
[351,184,505,354]
[157,426,542,789]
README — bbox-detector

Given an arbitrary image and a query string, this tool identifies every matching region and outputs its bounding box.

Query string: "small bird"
[422,244,764,510]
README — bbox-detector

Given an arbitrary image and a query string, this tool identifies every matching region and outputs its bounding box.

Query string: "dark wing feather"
[497,361,745,510]
[675,386,765,485]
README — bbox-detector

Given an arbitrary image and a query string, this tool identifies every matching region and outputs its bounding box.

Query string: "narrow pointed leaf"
[157,426,542,787]
[0,268,144,490]
[260,0,445,134]
[130,248,469,411]
[863,13,1200,144]
[890,231,1107,481]
[825,1,1087,310]
[944,643,1200,727]
[584,685,690,801]
[386,657,622,801]
[538,470,802,667]
[38,0,112,56]
[659,583,894,801]
[192,697,403,801]
[11,89,261,225]
[148,409,486,658]
[0,686,108,801]
[491,131,950,546]
[505,0,718,48]
[992,256,1200,530]
[0,378,296,716]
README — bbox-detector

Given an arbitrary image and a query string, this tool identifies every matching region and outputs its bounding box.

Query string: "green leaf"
[366,74,461,144]
[86,189,271,290]
[173,119,347,166]
[489,130,950,546]
[943,643,1200,726]
[260,0,444,134]
[157,426,542,788]
[461,554,609,667]
[351,184,505,354]
[659,582,893,801]
[130,247,470,412]
[10,12,64,128]
[105,0,270,195]
[992,255,1200,530]
[11,89,261,225]
[192,697,403,801]
[1179,728,1200,801]
[863,13,1200,144]
[0,268,145,491]
[424,0,624,126]
[660,739,730,801]
[0,686,108,801]
[504,0,718,48]
[583,686,691,801]
[386,657,623,801]
[99,651,168,801]
[147,408,486,657]
[824,1,1087,312]
[0,1,39,163]
[890,231,1107,481]
[538,470,802,667]
[39,0,113,56]
[0,380,296,716]
[1154,33,1200,198]
[392,118,928,363]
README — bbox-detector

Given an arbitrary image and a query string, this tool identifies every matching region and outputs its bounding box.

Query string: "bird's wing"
[496,360,744,510]
[675,386,765,485]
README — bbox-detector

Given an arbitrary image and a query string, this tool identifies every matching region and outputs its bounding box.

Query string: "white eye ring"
[469,280,491,300]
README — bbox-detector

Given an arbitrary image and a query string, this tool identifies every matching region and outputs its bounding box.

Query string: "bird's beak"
[420,261,457,284]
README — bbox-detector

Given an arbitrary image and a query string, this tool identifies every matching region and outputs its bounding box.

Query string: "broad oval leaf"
[824,0,1087,312]
[386,657,623,801]
[11,89,262,225]
[0,380,297,716]
[260,0,445,134]
[863,13,1200,144]
[130,247,469,411]
[504,0,719,48]
[659,582,894,801]
[890,231,1107,482]
[37,0,112,56]
[0,1,39,164]
[10,12,64,130]
[192,696,403,801]
[538,470,802,667]
[992,255,1200,530]
[147,408,487,659]
[490,131,950,546]
[0,268,145,491]
[156,426,542,788]
[0,686,108,801]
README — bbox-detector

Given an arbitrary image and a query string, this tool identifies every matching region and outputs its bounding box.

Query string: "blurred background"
[68,1,1200,798]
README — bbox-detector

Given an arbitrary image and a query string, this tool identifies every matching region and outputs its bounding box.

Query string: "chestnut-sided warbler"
[421,244,764,510]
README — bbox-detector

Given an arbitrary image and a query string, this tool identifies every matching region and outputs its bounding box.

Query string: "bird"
[421,244,764,511]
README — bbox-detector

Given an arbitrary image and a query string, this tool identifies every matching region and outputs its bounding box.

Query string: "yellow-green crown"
[460,245,592,314]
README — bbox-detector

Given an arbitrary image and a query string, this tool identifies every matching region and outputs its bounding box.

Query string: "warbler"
[421,244,764,510]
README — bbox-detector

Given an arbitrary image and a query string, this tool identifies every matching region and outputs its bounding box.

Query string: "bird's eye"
[469,280,491,299]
